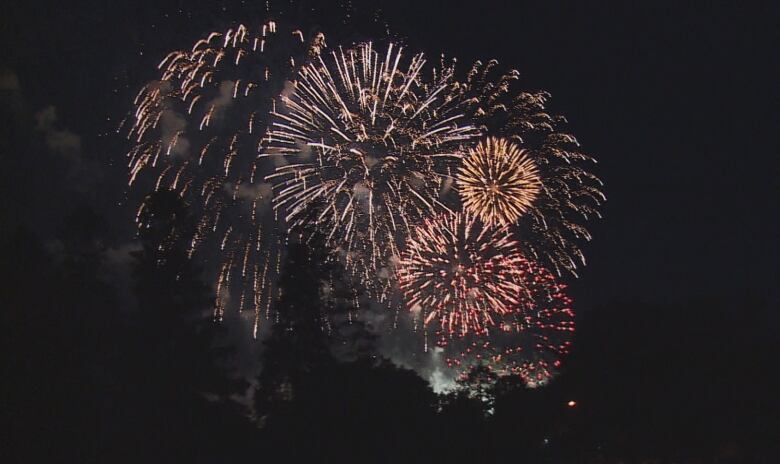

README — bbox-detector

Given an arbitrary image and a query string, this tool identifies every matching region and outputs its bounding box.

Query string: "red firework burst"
[438,258,575,387]
[396,212,534,337]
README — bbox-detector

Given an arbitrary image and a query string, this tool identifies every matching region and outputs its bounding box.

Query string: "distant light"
[567,400,577,408]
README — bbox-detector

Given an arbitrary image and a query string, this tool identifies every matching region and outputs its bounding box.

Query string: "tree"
[255,235,334,418]
[0,207,122,462]
[256,215,377,418]
[116,189,248,462]
[253,225,443,462]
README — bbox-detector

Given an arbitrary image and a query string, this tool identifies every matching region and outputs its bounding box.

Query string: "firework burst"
[449,61,605,277]
[263,42,481,289]
[124,22,325,334]
[457,136,542,226]
[439,259,575,387]
[122,15,603,370]
[396,212,533,338]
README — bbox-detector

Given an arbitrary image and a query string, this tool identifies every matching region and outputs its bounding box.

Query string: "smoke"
[35,106,82,162]
[359,299,459,393]
[295,140,313,160]
[144,80,191,157]
[377,266,390,279]
[280,80,296,99]
[103,241,144,310]
[439,177,454,196]
[232,182,275,213]
[407,173,425,190]
[364,154,380,169]
[0,70,20,91]
[209,80,235,117]
[160,109,190,157]
[353,182,371,212]
[105,241,143,269]
[0,70,23,112]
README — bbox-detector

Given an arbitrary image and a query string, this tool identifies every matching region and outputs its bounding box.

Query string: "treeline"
[1,191,777,463]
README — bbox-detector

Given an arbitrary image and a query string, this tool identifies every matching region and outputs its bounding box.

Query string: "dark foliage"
[1,198,778,463]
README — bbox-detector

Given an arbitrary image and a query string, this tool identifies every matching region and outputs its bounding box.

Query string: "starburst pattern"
[458,137,542,226]
[263,42,480,289]
[397,212,533,337]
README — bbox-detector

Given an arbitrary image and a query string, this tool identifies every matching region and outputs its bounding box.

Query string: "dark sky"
[3,0,778,310]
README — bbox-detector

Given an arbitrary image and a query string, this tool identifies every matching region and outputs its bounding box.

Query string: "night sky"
[5,1,777,308]
[2,1,779,460]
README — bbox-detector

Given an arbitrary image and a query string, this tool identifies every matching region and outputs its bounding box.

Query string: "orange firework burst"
[397,212,530,337]
[457,137,541,226]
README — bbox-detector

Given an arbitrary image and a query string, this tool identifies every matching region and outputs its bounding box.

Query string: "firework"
[439,259,575,387]
[457,136,542,226]
[396,212,533,338]
[125,22,325,334]
[123,15,603,360]
[263,42,481,289]
[448,61,605,277]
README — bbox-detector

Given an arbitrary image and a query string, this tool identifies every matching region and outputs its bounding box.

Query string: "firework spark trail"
[396,212,533,338]
[124,22,325,334]
[438,258,576,387]
[263,42,481,294]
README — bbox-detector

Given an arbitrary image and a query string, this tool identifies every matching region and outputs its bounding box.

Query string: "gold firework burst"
[457,137,541,226]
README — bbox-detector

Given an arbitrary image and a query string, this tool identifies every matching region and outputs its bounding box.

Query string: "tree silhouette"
[254,224,443,461]
[3,196,777,462]
[0,207,122,462]
[116,189,250,462]
[255,237,333,406]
